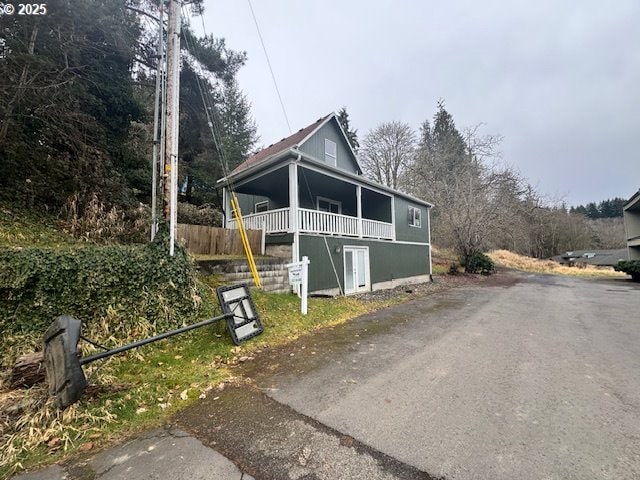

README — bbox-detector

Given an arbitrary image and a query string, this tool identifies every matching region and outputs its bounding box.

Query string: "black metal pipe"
[79,313,232,365]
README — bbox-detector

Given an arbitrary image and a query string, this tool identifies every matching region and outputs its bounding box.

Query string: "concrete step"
[224,270,287,281]
[197,257,290,293]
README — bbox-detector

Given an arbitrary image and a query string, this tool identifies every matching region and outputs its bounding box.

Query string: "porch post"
[391,196,396,241]
[427,207,432,276]
[289,162,299,262]
[222,186,231,228]
[356,185,363,238]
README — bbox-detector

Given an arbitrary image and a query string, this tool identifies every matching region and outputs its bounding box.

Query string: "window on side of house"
[317,197,341,214]
[325,139,337,166]
[408,206,421,228]
[255,201,269,213]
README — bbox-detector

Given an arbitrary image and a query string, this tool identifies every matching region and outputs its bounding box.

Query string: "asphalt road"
[17,272,640,479]
[253,272,640,479]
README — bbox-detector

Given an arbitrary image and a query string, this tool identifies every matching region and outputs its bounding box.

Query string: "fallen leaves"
[79,442,94,452]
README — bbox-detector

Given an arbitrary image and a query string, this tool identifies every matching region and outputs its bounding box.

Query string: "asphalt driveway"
[178,272,640,479]
[15,272,640,479]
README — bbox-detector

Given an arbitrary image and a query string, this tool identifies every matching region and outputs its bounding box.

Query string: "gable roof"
[551,249,628,267]
[231,113,359,175]
[222,113,433,208]
[624,189,640,211]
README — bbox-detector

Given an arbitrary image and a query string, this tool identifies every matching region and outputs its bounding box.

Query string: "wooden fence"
[177,224,263,255]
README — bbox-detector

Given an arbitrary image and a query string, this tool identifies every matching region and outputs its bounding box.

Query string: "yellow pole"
[230,193,262,289]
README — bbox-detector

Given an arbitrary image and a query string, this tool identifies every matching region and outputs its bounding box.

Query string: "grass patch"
[431,263,451,275]
[488,249,628,278]
[0,205,77,248]
[1,286,393,478]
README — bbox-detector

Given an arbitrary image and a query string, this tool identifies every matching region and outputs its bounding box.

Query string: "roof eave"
[217,148,297,187]
[293,148,434,207]
[624,190,640,210]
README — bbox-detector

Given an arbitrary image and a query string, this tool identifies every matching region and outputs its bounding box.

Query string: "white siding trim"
[299,232,429,246]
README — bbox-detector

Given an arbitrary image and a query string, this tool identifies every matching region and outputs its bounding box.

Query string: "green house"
[624,190,640,260]
[219,113,433,295]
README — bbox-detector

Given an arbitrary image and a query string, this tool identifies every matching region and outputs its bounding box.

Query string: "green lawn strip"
[0,205,77,248]
[2,290,392,477]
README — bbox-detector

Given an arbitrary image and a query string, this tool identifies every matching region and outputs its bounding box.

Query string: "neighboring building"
[623,190,640,260]
[550,249,628,267]
[219,113,433,295]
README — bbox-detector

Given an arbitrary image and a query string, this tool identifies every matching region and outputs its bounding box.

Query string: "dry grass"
[0,386,116,476]
[488,249,627,278]
[0,288,394,478]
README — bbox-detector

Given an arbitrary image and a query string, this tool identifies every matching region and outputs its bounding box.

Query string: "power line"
[182,4,233,184]
[246,0,291,134]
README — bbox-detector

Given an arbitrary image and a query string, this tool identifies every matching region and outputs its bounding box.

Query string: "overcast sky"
[195,0,639,206]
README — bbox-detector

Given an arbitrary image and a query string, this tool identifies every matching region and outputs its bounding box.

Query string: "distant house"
[623,190,640,260]
[218,113,433,295]
[551,249,628,267]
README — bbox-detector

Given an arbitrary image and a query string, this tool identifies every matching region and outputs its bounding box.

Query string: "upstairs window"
[317,197,341,214]
[408,206,421,228]
[255,201,269,213]
[325,139,337,166]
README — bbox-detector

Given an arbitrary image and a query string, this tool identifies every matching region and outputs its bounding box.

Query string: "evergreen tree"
[431,100,468,175]
[0,0,257,212]
[178,27,256,205]
[571,197,626,219]
[585,202,600,219]
[337,107,359,151]
[0,0,144,207]
[219,80,259,171]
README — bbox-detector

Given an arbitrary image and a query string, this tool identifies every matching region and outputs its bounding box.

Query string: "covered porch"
[224,162,395,241]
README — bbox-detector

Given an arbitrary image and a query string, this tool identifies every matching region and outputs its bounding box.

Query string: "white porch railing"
[227,207,394,240]
[362,218,394,240]
[227,207,289,233]
[298,208,359,236]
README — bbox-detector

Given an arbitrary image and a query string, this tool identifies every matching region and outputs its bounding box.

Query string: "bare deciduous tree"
[359,121,416,190]
[409,108,529,266]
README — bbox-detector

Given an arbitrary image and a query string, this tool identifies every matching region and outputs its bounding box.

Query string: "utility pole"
[150,1,165,241]
[164,0,181,256]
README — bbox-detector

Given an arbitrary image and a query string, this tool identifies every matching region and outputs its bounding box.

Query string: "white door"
[344,247,370,294]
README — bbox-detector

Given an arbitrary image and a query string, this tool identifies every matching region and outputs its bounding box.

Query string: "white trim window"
[255,200,269,213]
[325,139,337,166]
[317,196,341,214]
[408,206,421,228]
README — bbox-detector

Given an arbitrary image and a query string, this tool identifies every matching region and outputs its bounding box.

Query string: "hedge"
[0,232,205,340]
[615,260,640,281]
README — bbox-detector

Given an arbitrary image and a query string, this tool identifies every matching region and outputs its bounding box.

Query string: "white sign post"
[286,256,310,315]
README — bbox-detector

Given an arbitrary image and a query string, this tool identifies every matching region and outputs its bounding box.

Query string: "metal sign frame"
[216,284,264,345]
[43,312,232,409]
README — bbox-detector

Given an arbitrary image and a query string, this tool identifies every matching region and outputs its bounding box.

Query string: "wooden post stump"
[9,352,45,389]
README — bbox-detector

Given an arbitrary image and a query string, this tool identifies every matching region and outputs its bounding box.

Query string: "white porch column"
[427,207,432,275]
[391,196,396,241]
[356,185,363,238]
[289,162,300,263]
[222,186,231,228]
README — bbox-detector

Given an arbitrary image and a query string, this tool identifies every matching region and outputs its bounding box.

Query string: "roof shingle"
[231,114,332,175]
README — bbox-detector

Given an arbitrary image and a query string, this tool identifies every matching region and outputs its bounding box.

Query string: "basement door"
[344,246,370,294]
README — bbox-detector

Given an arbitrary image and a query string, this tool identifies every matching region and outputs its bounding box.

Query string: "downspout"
[427,206,433,281]
[290,153,301,295]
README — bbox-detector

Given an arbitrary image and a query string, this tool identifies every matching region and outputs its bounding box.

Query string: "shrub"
[448,263,460,275]
[177,202,223,227]
[0,229,210,366]
[62,193,149,243]
[614,260,640,281]
[461,252,495,275]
